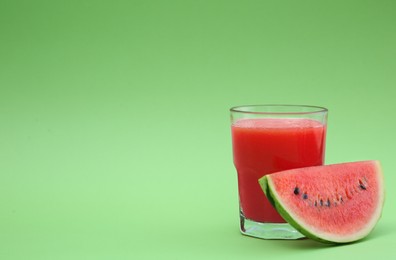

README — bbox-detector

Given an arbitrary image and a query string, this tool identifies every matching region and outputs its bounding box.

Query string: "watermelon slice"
[258,160,385,244]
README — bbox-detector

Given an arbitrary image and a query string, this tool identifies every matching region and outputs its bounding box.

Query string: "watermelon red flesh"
[259,160,384,243]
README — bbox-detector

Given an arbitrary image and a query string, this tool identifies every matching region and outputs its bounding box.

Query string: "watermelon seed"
[359,180,367,190]
[302,193,308,200]
[314,201,318,207]
[326,199,331,207]
[294,187,300,195]
[320,199,324,206]
[345,188,352,199]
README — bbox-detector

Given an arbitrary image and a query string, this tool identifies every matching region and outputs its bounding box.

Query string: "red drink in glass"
[230,105,328,239]
[232,118,326,223]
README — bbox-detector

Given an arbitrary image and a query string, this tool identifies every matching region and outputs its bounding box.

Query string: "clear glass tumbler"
[230,105,328,239]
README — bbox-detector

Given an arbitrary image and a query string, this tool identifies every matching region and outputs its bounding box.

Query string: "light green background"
[1,0,395,259]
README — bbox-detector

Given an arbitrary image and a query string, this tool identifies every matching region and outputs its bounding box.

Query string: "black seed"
[359,184,367,190]
[326,199,331,207]
[340,197,344,203]
[294,187,300,195]
[302,193,308,200]
[320,199,323,206]
[314,201,318,207]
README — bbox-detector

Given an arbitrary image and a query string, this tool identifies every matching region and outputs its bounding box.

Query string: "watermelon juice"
[232,118,326,223]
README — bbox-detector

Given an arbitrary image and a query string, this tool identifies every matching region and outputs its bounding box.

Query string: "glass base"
[240,215,305,240]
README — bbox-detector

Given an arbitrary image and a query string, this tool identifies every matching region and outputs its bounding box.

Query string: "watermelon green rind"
[258,161,385,244]
[259,176,335,244]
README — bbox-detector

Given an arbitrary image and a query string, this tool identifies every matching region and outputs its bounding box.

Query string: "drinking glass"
[230,105,328,239]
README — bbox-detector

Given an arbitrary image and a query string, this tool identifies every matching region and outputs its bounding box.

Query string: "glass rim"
[230,104,328,115]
